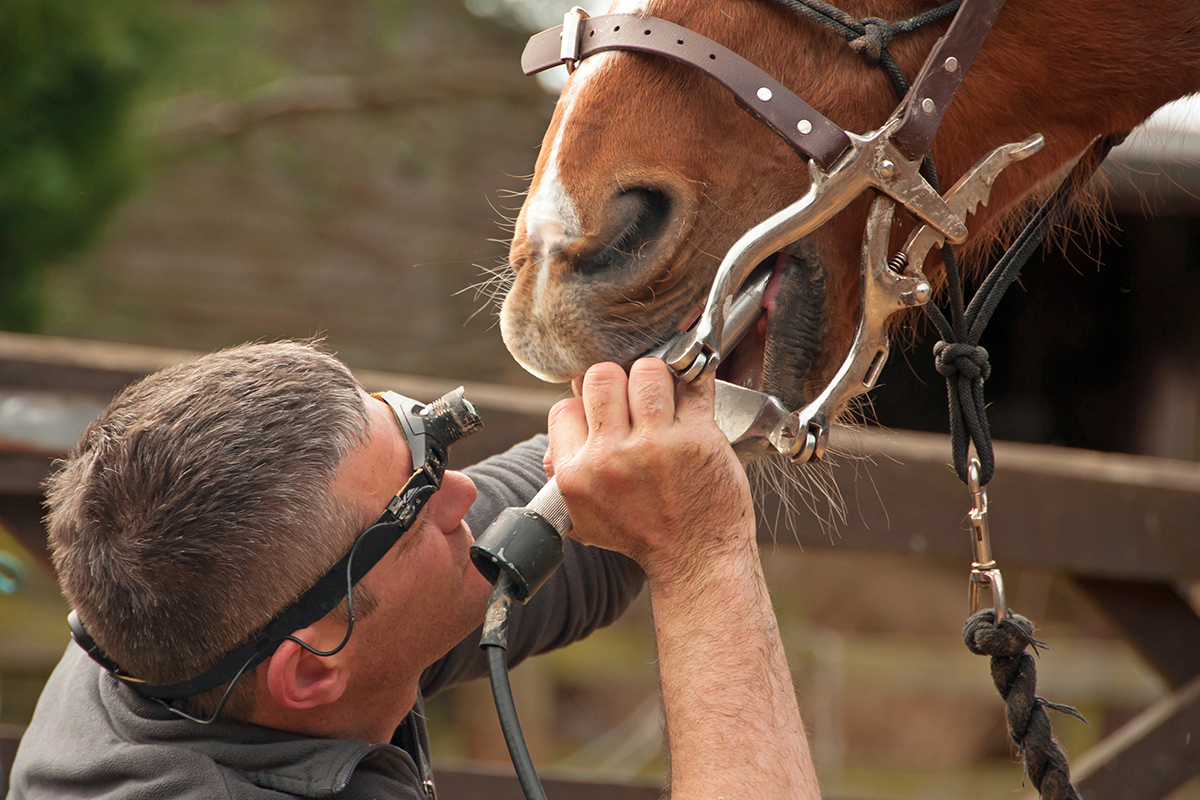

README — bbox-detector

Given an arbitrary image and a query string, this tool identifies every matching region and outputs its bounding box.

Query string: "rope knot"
[848,17,894,65]
[962,609,1036,658]
[934,340,991,380]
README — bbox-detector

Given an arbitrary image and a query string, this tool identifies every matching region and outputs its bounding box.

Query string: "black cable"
[157,524,375,725]
[480,574,549,800]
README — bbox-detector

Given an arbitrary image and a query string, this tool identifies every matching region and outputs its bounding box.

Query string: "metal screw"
[797,119,813,135]
[879,159,896,178]
[944,56,959,73]
[921,97,936,115]
[757,87,773,102]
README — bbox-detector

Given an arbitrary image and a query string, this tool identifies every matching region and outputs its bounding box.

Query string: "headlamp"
[69,386,482,718]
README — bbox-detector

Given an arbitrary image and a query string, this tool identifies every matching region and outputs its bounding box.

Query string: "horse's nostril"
[576,188,671,277]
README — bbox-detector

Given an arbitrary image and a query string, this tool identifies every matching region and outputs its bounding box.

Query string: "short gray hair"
[46,341,373,688]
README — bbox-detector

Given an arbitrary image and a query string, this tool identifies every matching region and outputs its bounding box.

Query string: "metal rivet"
[797,119,813,135]
[921,97,936,115]
[757,87,773,102]
[879,159,896,178]
[944,56,959,73]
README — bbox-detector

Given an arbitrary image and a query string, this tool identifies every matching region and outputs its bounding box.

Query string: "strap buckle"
[966,457,1007,619]
[560,7,590,73]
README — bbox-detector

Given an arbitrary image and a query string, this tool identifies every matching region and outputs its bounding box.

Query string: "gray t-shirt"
[7,436,645,799]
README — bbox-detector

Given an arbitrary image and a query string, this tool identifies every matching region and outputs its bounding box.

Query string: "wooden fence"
[1,331,1197,800]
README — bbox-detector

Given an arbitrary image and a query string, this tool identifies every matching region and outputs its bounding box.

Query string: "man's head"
[46,341,374,691]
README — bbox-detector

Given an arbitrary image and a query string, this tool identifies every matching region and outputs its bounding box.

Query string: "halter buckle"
[561,7,590,73]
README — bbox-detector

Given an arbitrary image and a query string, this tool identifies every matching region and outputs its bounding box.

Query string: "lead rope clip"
[966,457,1006,621]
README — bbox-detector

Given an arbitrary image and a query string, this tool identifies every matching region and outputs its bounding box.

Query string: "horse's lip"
[672,303,705,336]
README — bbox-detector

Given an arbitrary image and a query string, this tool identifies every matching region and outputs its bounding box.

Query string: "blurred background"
[1,1,1198,798]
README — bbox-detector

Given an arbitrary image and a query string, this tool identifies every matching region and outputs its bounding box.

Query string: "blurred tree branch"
[153,71,549,147]
[0,0,172,331]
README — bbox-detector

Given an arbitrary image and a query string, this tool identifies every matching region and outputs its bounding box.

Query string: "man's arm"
[548,359,819,800]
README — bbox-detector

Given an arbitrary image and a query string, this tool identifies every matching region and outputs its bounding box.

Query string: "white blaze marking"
[523,0,649,314]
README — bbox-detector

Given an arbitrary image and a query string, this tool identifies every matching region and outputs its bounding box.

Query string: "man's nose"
[429,470,477,531]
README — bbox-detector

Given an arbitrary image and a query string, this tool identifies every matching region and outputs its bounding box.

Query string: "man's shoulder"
[8,646,234,798]
[8,647,420,799]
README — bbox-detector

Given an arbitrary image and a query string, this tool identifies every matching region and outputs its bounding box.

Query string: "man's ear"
[264,627,349,711]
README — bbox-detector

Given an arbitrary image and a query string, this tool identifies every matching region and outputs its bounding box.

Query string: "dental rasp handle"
[470,478,571,602]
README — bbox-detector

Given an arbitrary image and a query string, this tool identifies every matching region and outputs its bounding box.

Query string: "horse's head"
[501,1,909,409]
[500,0,1198,411]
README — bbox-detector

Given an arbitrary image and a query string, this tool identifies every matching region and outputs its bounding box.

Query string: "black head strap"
[68,467,439,700]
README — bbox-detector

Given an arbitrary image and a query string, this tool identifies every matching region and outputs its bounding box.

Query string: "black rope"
[925,133,1125,485]
[764,0,960,96]
[927,134,1123,799]
[963,611,1088,800]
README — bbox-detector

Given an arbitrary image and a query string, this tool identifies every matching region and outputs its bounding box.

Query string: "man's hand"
[545,358,820,800]
[545,358,754,583]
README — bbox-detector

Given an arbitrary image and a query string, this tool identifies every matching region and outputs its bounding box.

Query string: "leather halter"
[521,0,1008,169]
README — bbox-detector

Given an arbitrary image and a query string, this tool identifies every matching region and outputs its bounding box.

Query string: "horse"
[497,0,1200,419]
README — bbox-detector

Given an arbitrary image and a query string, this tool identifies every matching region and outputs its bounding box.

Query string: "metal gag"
[661,112,963,385]
[660,194,933,466]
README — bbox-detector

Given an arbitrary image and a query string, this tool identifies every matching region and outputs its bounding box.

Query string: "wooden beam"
[1068,675,1200,800]
[0,454,55,497]
[0,495,53,573]
[1069,577,1200,690]
[434,763,661,800]
[0,332,561,480]
[772,427,1200,582]
[4,332,1200,581]
[0,332,192,399]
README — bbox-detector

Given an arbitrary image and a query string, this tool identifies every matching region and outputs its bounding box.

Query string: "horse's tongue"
[764,252,789,313]
[762,244,826,411]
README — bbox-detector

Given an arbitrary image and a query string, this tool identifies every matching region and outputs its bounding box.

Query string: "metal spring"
[886,252,909,273]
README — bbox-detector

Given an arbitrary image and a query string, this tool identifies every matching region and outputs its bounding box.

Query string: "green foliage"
[0,0,171,331]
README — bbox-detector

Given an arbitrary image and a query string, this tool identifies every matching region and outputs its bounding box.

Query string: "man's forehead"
[371,390,422,471]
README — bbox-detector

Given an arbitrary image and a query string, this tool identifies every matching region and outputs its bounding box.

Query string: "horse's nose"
[570,188,672,277]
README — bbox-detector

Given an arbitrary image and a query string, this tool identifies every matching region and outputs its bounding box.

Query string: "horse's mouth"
[711,241,827,413]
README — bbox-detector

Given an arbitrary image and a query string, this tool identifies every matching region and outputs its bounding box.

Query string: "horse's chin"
[499,243,828,410]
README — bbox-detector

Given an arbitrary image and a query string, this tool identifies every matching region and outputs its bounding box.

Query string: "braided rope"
[963,611,1087,800]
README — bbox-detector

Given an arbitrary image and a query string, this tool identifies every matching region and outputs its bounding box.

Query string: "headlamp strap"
[69,467,440,701]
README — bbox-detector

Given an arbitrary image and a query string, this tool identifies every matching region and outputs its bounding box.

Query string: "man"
[8,341,817,799]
